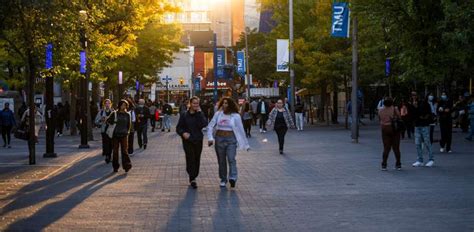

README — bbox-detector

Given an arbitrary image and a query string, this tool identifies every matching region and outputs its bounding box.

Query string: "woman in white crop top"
[208,97,249,188]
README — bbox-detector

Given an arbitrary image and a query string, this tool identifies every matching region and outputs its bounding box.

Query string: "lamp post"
[213,33,218,104]
[118,71,123,99]
[44,43,57,157]
[78,10,89,149]
[289,0,295,117]
[244,27,251,100]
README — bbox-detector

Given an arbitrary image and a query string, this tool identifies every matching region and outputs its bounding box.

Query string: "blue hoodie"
[0,109,16,127]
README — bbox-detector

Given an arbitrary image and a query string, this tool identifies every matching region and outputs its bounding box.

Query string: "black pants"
[2,125,12,145]
[112,136,132,171]
[136,124,148,147]
[101,133,113,159]
[381,125,401,167]
[243,119,252,136]
[275,126,288,151]
[150,117,156,132]
[128,130,135,154]
[429,125,435,144]
[259,114,268,131]
[252,113,258,125]
[402,119,413,139]
[182,140,203,182]
[57,120,64,134]
[440,120,452,151]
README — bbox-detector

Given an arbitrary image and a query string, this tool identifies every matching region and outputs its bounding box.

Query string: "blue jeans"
[215,135,238,182]
[163,115,171,129]
[415,126,433,162]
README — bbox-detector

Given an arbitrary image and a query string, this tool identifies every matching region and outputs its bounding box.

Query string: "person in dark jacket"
[162,101,173,132]
[107,100,132,173]
[135,99,149,149]
[412,92,434,167]
[266,99,295,154]
[176,97,208,188]
[56,103,66,136]
[1,103,16,148]
[257,97,269,133]
[126,97,136,155]
[437,92,453,153]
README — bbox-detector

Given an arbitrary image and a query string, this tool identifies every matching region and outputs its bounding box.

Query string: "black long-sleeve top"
[176,111,208,142]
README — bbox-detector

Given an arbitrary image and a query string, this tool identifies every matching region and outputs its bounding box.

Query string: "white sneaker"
[412,161,423,167]
[425,160,434,167]
[259,129,263,133]
[219,181,226,187]
[447,150,452,153]
[440,148,445,153]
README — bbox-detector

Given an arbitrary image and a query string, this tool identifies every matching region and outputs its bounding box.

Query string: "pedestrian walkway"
[0,117,473,231]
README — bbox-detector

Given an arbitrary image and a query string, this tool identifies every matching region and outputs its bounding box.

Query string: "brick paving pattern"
[0,117,473,231]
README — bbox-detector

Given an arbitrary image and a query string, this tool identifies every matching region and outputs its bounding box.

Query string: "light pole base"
[78,144,90,149]
[43,152,57,158]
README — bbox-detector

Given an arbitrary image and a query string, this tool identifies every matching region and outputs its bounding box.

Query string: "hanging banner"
[194,78,201,92]
[331,2,350,38]
[385,59,390,77]
[80,51,86,74]
[45,43,53,69]
[216,48,226,78]
[276,39,289,72]
[236,51,246,77]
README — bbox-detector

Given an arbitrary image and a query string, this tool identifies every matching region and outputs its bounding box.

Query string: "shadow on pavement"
[162,187,197,231]
[213,188,243,231]
[1,155,124,229]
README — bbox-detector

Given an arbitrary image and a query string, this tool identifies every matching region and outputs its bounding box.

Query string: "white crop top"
[216,113,233,131]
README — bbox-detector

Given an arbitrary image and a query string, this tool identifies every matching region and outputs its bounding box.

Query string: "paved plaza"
[0,117,473,231]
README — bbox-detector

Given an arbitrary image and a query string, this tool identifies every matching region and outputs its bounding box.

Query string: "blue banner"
[216,48,225,78]
[331,2,350,38]
[194,78,201,91]
[385,59,390,77]
[45,43,53,69]
[236,51,246,77]
[80,51,86,74]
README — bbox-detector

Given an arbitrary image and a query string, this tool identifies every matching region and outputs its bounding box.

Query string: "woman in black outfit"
[266,99,295,154]
[107,100,133,173]
[241,102,252,137]
[176,97,208,188]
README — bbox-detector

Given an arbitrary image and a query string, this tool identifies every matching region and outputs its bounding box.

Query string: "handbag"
[14,121,30,140]
[391,108,405,132]
[105,111,117,139]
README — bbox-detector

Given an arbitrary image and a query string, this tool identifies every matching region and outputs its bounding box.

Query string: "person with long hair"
[378,97,402,170]
[240,101,252,137]
[176,97,208,188]
[207,97,249,188]
[266,99,295,154]
[95,99,114,163]
[106,100,132,173]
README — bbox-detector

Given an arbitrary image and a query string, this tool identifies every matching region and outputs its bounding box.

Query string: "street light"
[78,10,89,149]
[244,27,251,100]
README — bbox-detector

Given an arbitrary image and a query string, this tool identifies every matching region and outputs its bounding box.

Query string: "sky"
[245,0,260,29]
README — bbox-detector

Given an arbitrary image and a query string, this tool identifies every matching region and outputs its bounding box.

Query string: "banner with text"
[331,2,350,38]
[216,48,226,78]
[276,39,289,72]
[237,51,246,77]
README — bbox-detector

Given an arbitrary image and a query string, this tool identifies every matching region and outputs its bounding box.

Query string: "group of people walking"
[377,91,474,171]
[177,97,296,189]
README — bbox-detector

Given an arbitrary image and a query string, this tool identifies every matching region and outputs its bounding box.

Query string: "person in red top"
[378,97,402,171]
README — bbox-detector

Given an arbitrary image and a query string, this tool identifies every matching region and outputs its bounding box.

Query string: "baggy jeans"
[295,113,304,130]
[415,126,434,162]
[163,114,171,130]
[215,135,238,182]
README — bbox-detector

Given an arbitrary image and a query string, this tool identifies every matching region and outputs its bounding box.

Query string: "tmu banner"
[236,51,246,77]
[331,2,350,38]
[216,48,226,78]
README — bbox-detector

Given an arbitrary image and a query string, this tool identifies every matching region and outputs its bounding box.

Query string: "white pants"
[295,113,304,130]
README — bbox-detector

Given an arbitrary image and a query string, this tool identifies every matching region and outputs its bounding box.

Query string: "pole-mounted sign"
[237,51,246,77]
[276,39,289,72]
[331,2,350,38]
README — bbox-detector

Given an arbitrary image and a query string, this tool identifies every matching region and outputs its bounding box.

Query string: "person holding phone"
[176,97,208,188]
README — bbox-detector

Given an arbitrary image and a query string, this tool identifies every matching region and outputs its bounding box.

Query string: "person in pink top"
[378,97,402,171]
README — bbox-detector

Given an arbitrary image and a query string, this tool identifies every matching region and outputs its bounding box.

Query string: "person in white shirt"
[208,97,249,188]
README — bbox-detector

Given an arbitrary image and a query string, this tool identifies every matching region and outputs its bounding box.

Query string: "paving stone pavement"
[0,117,473,231]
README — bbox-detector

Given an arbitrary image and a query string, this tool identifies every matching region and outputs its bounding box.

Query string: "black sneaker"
[190,180,197,189]
[168,129,171,132]
[381,166,388,171]
[396,165,402,171]
[229,179,236,188]
[143,144,147,149]
[161,129,165,132]
[279,150,283,155]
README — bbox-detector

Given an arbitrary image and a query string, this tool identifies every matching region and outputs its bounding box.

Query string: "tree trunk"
[332,79,339,124]
[344,75,349,129]
[319,83,327,122]
[70,80,78,136]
